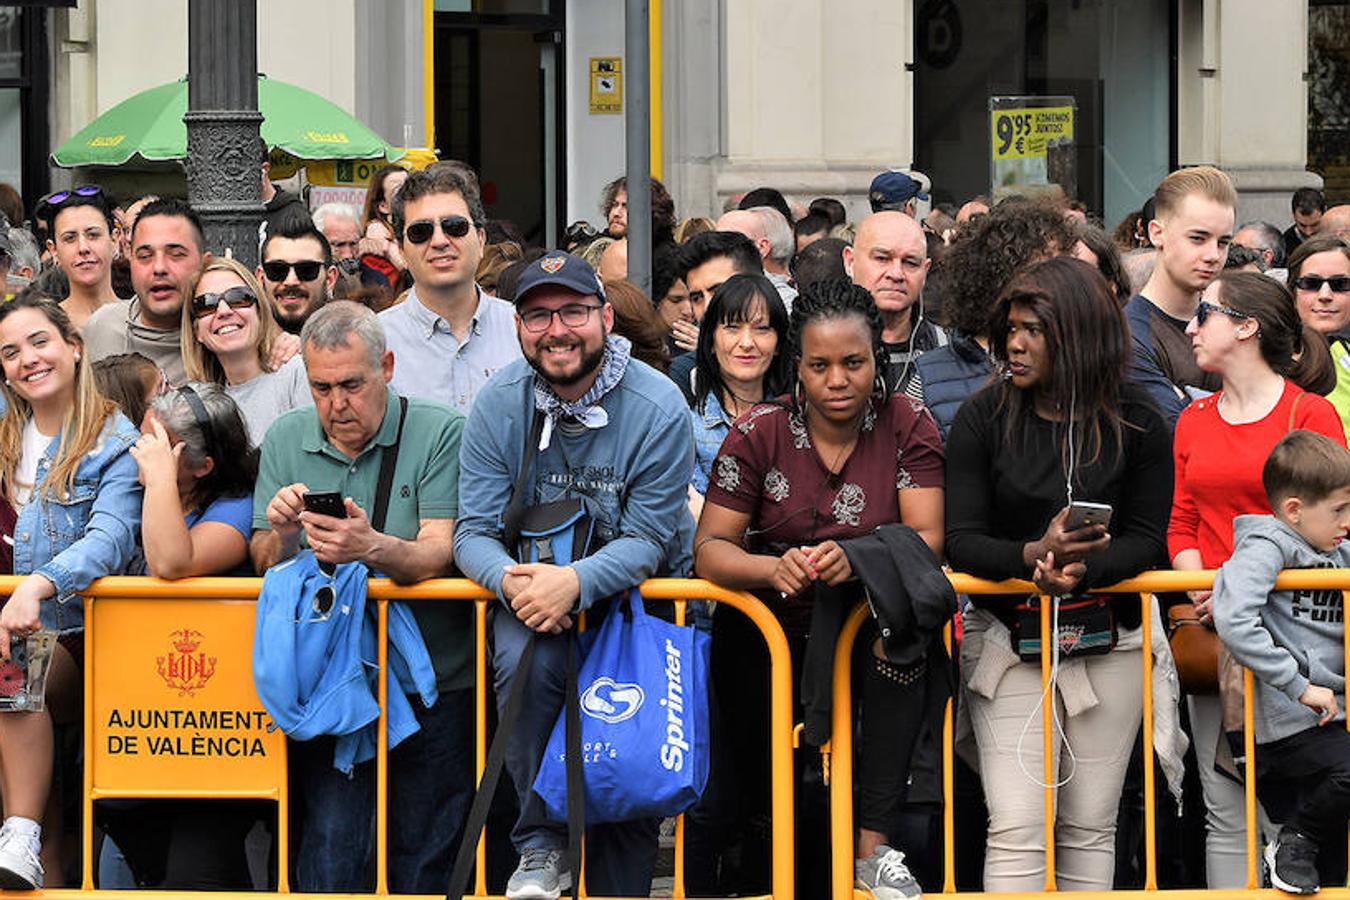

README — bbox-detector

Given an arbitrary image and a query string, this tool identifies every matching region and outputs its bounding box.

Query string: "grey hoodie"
[1214,514,1350,744]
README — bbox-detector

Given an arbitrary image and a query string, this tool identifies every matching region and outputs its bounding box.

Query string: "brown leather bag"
[1166,602,1220,694]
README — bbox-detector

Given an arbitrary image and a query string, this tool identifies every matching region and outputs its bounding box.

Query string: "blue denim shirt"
[13,413,143,632]
[690,391,734,495]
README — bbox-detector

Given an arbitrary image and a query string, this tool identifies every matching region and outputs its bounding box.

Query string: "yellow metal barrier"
[829,569,1350,899]
[8,576,795,900]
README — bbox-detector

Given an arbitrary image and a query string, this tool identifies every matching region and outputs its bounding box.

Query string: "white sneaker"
[856,844,921,900]
[0,821,43,890]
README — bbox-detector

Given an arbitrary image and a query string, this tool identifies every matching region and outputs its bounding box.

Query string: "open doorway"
[434,2,565,246]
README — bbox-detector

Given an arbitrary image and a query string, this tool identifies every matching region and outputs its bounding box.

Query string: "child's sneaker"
[0,820,43,890]
[855,844,922,899]
[1266,827,1320,895]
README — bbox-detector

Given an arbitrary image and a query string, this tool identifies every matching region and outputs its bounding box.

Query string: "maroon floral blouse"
[704,395,945,633]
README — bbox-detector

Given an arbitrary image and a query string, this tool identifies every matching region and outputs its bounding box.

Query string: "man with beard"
[84,198,205,385]
[455,253,694,900]
[259,219,338,333]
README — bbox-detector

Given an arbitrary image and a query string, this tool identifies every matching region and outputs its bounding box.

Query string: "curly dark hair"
[934,199,1078,337]
[600,176,676,245]
[789,277,887,406]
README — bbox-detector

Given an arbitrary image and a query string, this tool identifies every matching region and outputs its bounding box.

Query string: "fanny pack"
[501,410,600,565]
[1012,594,1117,662]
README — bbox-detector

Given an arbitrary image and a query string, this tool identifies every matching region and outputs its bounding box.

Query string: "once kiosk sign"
[92,598,283,797]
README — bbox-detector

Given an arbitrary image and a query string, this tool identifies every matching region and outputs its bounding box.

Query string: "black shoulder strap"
[370,396,408,534]
[502,409,546,552]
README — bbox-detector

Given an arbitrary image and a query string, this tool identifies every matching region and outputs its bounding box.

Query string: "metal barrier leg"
[1142,593,1158,891]
[1243,667,1258,890]
[1039,595,1057,892]
[942,622,955,895]
[376,601,389,896]
[829,606,869,900]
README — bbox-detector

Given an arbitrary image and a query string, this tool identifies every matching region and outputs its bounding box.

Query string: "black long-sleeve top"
[944,382,1174,630]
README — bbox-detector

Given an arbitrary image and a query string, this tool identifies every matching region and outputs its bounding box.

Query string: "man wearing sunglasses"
[1124,165,1236,427]
[258,218,338,333]
[379,166,521,415]
[455,253,694,900]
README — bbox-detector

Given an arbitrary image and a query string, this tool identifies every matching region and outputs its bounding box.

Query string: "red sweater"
[1168,380,1348,568]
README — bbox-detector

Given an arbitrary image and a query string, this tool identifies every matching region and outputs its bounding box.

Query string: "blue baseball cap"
[513,252,607,305]
[869,170,930,212]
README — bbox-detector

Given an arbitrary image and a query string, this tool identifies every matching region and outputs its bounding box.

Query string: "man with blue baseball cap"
[869,169,932,218]
[455,252,694,899]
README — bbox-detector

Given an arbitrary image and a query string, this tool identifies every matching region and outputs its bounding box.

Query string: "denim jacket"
[690,390,734,495]
[13,413,142,632]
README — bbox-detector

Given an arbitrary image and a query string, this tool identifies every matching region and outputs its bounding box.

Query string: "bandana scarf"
[532,335,632,449]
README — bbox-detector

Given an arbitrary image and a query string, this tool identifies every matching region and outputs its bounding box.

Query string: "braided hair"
[789,277,888,406]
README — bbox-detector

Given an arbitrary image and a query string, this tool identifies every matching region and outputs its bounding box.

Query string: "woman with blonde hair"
[180,255,310,447]
[0,295,141,889]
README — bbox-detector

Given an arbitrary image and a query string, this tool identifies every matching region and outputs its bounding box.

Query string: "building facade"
[7,0,1338,242]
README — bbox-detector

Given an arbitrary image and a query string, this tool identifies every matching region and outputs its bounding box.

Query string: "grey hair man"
[715,206,797,306]
[1234,220,1287,273]
[312,202,364,297]
[250,299,473,894]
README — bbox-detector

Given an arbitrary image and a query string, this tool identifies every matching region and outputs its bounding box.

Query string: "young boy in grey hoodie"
[1214,430,1350,895]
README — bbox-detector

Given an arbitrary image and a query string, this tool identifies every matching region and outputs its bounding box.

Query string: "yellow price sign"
[991,106,1074,160]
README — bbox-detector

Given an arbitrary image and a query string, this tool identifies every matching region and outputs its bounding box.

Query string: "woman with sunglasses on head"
[38,186,123,330]
[131,385,258,579]
[694,278,945,898]
[945,257,1177,891]
[181,256,310,448]
[1286,235,1350,435]
[0,295,141,890]
[1170,270,1343,888]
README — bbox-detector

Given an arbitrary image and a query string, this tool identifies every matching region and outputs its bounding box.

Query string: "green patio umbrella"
[51,74,402,167]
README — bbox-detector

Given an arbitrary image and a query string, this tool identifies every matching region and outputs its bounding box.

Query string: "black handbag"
[1012,594,1117,662]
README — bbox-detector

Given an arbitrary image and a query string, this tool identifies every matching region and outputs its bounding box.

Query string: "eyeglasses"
[1294,275,1350,294]
[519,303,604,333]
[403,215,473,244]
[192,286,258,319]
[261,259,325,282]
[1194,300,1252,326]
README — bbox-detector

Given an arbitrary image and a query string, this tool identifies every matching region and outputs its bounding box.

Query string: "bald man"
[716,207,797,306]
[843,211,949,398]
[1320,205,1350,242]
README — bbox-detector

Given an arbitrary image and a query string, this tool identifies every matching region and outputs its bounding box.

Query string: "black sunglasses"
[404,215,473,244]
[261,259,325,283]
[1194,300,1251,327]
[192,286,258,319]
[1294,275,1350,294]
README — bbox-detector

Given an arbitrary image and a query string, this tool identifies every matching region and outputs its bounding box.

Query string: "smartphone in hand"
[302,491,347,519]
[1064,501,1112,532]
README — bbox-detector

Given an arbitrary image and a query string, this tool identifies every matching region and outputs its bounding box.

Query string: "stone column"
[184,0,264,266]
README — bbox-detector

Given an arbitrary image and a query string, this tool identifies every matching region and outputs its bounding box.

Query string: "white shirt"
[14,418,52,507]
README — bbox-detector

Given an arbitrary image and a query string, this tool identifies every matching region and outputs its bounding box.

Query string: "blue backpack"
[533,589,711,823]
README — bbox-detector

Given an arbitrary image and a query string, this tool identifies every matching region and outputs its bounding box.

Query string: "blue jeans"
[290,689,474,893]
[490,604,659,896]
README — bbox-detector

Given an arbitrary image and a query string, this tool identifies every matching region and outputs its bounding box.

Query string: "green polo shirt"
[253,388,470,692]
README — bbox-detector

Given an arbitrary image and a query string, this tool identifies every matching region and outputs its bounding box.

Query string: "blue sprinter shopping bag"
[533,589,711,823]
